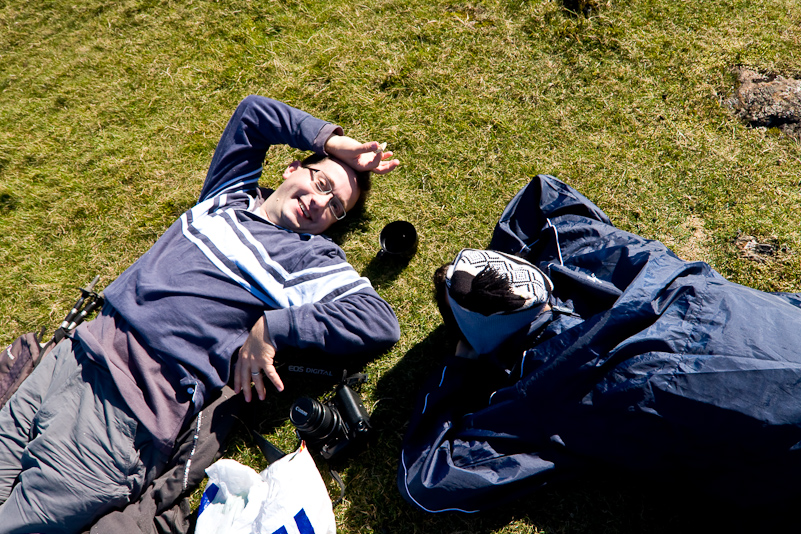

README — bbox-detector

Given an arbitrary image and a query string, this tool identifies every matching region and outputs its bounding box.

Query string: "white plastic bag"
[195,442,336,534]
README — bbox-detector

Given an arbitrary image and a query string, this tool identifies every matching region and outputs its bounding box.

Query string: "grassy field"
[2,0,801,532]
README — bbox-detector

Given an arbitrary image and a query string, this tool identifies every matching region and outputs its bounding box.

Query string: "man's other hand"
[235,315,284,401]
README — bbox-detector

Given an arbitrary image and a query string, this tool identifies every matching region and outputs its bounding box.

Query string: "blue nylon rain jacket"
[398,175,801,513]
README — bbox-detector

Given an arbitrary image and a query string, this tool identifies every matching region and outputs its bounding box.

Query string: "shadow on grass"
[324,204,372,248]
[361,251,415,291]
[334,326,801,534]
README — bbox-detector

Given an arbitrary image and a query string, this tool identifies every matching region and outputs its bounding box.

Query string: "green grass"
[2,0,801,532]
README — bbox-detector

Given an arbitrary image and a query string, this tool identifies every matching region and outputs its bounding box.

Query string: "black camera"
[289,383,371,461]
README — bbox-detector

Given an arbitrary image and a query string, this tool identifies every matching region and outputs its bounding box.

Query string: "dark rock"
[729,67,801,138]
[734,233,782,263]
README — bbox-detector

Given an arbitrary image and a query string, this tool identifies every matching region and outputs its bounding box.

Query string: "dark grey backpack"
[1,276,103,408]
[0,329,52,407]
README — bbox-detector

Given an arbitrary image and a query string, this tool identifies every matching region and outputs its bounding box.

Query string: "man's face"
[260,157,360,235]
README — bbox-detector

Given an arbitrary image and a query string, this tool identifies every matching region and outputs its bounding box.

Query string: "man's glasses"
[307,167,347,220]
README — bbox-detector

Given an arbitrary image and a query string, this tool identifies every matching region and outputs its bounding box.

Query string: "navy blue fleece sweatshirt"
[76,96,399,451]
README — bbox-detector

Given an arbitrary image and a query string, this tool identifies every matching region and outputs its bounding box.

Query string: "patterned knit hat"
[445,249,553,354]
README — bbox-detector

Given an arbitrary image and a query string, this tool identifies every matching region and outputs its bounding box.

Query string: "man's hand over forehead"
[325,134,400,174]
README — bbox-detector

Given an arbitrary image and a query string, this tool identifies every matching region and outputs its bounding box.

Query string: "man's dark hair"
[300,153,372,214]
[449,266,525,316]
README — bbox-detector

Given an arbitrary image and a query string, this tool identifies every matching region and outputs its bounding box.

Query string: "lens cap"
[379,220,418,259]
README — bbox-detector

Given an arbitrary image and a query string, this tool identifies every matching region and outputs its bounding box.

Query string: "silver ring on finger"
[251,371,261,376]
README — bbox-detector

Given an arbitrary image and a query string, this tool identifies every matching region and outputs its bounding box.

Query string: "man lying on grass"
[0,95,400,533]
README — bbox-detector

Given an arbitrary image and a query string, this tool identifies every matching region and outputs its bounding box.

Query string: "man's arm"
[199,95,343,202]
[236,290,400,401]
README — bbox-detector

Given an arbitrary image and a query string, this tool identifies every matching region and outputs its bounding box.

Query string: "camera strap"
[328,468,346,506]
[342,372,368,388]
[245,425,288,464]
[245,424,348,507]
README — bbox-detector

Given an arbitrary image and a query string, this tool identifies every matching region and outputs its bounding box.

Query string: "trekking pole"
[66,292,104,331]
[51,275,101,345]
[59,275,100,331]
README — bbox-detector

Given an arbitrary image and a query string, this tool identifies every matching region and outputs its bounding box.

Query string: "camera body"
[289,383,371,461]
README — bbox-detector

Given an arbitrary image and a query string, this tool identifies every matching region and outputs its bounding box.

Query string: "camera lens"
[289,397,341,442]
